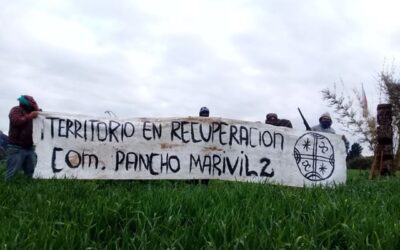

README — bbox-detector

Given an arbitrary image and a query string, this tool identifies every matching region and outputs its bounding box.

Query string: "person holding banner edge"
[5,95,40,180]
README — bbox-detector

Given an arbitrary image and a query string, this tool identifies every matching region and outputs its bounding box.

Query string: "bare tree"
[321,84,377,151]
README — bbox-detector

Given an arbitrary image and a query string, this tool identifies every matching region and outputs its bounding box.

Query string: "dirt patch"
[67,153,80,167]
[160,143,182,149]
[202,146,223,152]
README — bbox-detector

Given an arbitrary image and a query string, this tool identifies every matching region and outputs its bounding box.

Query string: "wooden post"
[369,104,393,179]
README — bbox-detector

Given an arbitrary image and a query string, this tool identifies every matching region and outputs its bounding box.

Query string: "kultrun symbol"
[319,163,327,174]
[319,141,329,153]
[293,132,335,181]
[302,160,311,171]
[302,138,311,151]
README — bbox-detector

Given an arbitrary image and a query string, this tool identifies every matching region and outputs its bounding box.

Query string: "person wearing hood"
[199,106,210,185]
[5,95,40,179]
[265,113,293,128]
[199,106,209,117]
[311,112,335,134]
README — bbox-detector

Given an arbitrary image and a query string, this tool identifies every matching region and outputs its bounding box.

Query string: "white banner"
[33,112,346,187]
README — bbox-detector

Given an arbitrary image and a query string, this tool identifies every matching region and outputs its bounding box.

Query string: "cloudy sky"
[1,0,400,147]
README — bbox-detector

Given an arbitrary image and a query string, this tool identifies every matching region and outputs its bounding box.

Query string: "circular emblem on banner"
[293,132,335,181]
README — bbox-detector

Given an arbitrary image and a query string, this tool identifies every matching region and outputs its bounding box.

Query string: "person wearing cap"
[5,95,40,179]
[265,113,293,128]
[312,112,335,134]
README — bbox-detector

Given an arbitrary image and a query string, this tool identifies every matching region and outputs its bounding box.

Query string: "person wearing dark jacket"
[6,95,40,179]
[265,113,293,128]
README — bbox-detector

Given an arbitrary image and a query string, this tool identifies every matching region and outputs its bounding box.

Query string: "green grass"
[0,162,400,249]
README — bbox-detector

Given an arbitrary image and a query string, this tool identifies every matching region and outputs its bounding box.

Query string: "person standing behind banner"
[311,112,335,134]
[265,113,293,128]
[199,106,209,117]
[311,112,349,152]
[5,95,40,180]
[199,106,210,185]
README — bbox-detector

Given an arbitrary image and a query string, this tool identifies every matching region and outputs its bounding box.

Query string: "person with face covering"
[6,95,40,179]
[199,106,210,185]
[311,112,336,134]
[265,113,293,128]
[199,106,209,117]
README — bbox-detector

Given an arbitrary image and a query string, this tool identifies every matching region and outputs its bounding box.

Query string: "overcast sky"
[1,0,400,148]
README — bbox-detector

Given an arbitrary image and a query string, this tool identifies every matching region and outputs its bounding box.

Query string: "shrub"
[347,156,373,170]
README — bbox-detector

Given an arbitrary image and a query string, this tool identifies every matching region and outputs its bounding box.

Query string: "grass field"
[0,162,399,249]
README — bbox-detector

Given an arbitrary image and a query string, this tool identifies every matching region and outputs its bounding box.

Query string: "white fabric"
[311,124,336,134]
[33,112,347,187]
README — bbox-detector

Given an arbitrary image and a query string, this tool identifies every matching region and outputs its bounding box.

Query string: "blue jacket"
[0,131,8,149]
